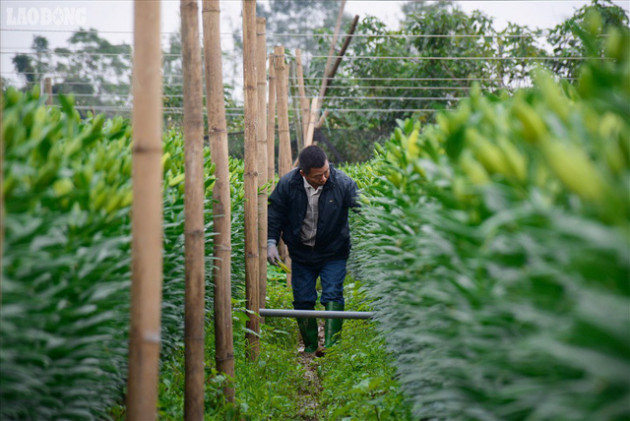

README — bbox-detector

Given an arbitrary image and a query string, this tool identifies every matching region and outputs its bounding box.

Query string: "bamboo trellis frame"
[243,0,260,360]
[43,77,52,106]
[275,46,291,178]
[266,52,277,187]
[256,17,269,316]
[126,1,163,419]
[295,49,309,142]
[303,0,346,148]
[274,45,292,284]
[202,0,235,401]
[181,0,205,418]
[321,14,359,99]
[288,61,304,152]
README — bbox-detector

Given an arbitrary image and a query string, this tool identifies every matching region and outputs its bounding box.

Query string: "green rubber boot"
[297,317,319,353]
[324,302,344,348]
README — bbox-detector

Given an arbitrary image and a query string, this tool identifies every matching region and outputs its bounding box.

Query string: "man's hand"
[267,243,281,265]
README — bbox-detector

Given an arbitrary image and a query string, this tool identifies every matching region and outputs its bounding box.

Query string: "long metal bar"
[259,309,373,319]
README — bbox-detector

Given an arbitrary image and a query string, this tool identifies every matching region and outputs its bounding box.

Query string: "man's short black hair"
[298,145,328,175]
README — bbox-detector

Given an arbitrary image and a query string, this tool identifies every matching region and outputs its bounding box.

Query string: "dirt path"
[296,323,325,420]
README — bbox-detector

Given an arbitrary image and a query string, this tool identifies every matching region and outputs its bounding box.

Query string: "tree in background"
[247,0,352,73]
[56,29,132,110]
[11,54,37,85]
[162,32,184,126]
[12,36,50,86]
[11,29,131,114]
[1,77,9,94]
[547,0,629,79]
[10,28,242,128]
[161,32,242,132]
[310,1,626,162]
[320,1,545,133]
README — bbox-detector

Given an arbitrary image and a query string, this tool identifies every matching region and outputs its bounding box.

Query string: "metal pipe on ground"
[259,309,373,320]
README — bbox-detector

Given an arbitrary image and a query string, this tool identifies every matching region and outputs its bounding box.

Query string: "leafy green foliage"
[320,2,544,132]
[0,89,245,419]
[316,281,413,421]
[350,19,630,420]
[547,0,629,79]
[148,277,306,420]
[1,87,133,419]
[149,270,413,420]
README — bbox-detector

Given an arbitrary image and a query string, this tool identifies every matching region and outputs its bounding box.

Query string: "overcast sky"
[1,0,629,84]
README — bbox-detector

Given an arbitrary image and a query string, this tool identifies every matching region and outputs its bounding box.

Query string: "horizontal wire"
[311,96,463,101]
[301,85,500,90]
[1,70,132,76]
[2,75,505,91]
[71,105,442,114]
[0,71,543,85]
[296,76,504,81]
[0,50,154,57]
[45,91,470,102]
[0,27,549,38]
[0,50,597,61]
[71,105,244,114]
[318,108,440,112]
[0,47,242,54]
[50,93,130,98]
[268,32,547,38]
[0,28,234,37]
[36,82,490,90]
[306,55,594,60]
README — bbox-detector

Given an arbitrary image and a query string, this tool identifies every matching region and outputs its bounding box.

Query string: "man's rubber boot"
[297,317,319,353]
[324,302,344,348]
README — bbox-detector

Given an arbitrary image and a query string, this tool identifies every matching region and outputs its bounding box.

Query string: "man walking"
[267,145,359,354]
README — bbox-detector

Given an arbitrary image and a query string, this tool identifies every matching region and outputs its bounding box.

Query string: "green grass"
[145,276,307,420]
[129,273,414,420]
[316,280,413,421]
[349,20,630,420]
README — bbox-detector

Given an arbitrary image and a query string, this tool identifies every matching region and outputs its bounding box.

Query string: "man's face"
[301,161,330,189]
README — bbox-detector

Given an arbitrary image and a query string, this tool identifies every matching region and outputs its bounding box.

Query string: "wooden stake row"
[127,1,163,419]
[127,0,302,417]
[256,17,269,320]
[181,0,206,418]
[202,0,236,405]
[242,0,260,361]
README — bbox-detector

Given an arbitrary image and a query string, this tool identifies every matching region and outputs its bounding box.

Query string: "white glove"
[267,243,281,265]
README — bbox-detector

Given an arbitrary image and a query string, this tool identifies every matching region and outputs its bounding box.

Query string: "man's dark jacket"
[268,165,359,265]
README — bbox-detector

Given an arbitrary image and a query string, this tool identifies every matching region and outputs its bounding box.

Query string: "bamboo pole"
[202,0,235,402]
[43,77,52,106]
[295,49,309,142]
[303,0,346,147]
[274,45,292,285]
[242,0,260,360]
[275,46,291,177]
[303,97,318,149]
[256,17,268,317]
[292,106,329,168]
[181,0,205,418]
[266,52,277,187]
[321,15,359,99]
[126,1,163,419]
[289,62,303,152]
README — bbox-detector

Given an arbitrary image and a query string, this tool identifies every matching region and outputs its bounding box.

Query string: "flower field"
[1,11,629,421]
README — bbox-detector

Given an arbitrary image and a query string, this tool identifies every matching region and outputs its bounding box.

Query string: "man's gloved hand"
[267,243,281,265]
